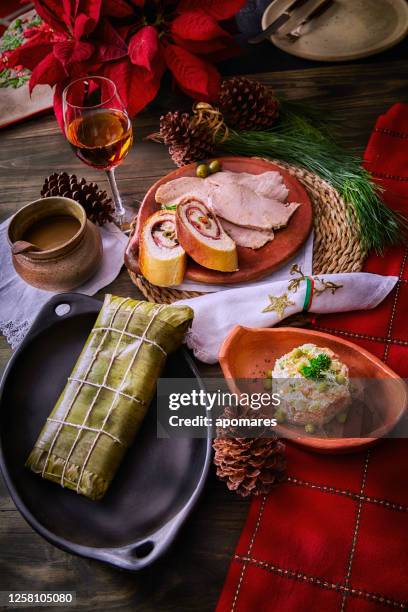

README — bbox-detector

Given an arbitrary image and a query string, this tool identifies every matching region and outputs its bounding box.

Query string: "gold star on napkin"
[262,293,295,317]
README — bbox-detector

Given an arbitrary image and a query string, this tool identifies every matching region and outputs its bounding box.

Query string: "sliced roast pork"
[220,219,274,249]
[155,171,301,232]
[208,183,300,230]
[206,170,289,202]
[155,177,208,207]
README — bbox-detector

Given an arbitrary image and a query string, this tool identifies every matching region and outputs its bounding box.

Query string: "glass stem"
[106,168,125,219]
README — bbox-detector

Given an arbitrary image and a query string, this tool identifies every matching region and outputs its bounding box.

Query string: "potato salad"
[272,343,351,430]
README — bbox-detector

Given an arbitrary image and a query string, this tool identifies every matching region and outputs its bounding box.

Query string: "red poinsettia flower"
[7,0,246,128]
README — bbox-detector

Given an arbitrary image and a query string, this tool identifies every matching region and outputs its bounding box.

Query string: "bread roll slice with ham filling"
[140,210,186,287]
[176,197,238,272]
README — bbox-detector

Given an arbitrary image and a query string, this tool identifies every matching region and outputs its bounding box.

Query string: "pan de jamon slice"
[176,197,238,272]
[139,210,186,286]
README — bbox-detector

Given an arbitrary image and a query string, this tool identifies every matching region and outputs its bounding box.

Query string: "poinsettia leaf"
[63,0,79,18]
[7,33,54,71]
[68,59,102,78]
[171,9,229,42]
[92,19,128,62]
[103,57,161,117]
[53,80,69,131]
[53,40,94,68]
[73,0,102,38]
[62,0,79,30]
[62,0,79,36]
[29,53,67,93]
[73,13,91,38]
[79,0,102,23]
[33,0,67,33]
[80,0,102,23]
[177,0,246,21]
[101,0,135,18]
[24,26,44,39]
[116,24,135,41]
[163,44,220,101]
[128,26,165,76]
[171,9,241,58]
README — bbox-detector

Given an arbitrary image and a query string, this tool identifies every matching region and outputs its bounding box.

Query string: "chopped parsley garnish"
[299,353,332,380]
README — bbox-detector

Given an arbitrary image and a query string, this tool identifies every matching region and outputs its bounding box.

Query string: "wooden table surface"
[1,59,408,611]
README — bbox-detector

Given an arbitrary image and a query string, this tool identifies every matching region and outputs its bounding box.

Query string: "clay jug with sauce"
[8,197,102,291]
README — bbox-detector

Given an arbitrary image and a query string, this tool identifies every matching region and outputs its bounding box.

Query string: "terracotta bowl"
[219,326,407,454]
[8,197,102,292]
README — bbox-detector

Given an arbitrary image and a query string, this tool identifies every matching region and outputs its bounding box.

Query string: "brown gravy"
[23,215,80,250]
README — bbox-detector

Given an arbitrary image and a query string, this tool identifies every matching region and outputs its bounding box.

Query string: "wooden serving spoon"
[11,241,43,255]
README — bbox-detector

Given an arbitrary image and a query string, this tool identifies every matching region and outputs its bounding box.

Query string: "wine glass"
[63,76,133,225]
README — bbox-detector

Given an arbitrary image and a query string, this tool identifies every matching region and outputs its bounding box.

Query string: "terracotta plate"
[219,326,407,454]
[125,157,313,285]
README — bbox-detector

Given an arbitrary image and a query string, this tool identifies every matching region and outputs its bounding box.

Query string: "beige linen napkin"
[0,220,127,348]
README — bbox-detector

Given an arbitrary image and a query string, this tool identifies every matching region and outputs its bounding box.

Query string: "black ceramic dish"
[0,294,211,570]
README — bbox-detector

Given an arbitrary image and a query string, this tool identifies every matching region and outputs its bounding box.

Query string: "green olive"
[305,423,315,434]
[336,374,346,384]
[196,163,209,178]
[208,159,221,174]
[263,378,272,391]
[336,412,348,424]
[264,369,273,378]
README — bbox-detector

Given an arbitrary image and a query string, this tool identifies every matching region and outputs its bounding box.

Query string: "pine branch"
[217,106,407,254]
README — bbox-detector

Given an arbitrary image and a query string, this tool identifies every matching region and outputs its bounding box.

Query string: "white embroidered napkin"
[177,272,398,364]
[0,219,127,348]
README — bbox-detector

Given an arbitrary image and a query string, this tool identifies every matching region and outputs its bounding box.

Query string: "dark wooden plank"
[1,60,407,221]
[0,60,407,610]
[219,36,408,76]
[0,471,247,611]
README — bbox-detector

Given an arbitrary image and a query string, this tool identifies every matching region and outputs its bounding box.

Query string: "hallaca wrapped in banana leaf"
[26,295,194,500]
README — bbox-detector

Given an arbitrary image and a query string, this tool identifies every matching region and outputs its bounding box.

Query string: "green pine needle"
[218,106,407,253]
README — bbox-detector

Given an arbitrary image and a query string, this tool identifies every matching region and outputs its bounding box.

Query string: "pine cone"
[218,77,279,131]
[213,407,286,497]
[160,111,191,147]
[159,111,215,167]
[41,172,114,226]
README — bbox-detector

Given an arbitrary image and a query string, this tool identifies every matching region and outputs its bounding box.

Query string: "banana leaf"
[26,295,194,501]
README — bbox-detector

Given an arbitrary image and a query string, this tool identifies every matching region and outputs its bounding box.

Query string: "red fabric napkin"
[217,104,408,612]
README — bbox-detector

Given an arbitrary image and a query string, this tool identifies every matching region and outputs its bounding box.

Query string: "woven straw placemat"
[128,160,365,304]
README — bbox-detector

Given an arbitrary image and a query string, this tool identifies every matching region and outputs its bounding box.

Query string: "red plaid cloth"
[217,104,408,612]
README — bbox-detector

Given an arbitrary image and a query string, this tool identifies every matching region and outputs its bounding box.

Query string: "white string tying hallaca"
[39,296,129,479]
[46,418,124,445]
[58,300,143,487]
[91,326,167,356]
[67,377,145,404]
[75,304,164,492]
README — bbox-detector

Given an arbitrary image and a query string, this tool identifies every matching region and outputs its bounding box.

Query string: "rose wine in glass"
[63,76,133,224]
